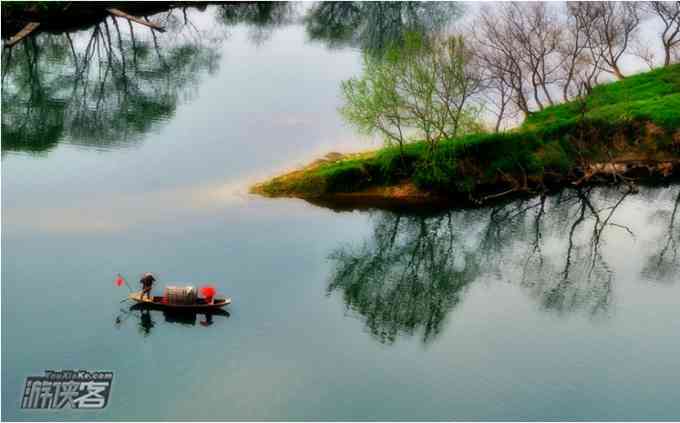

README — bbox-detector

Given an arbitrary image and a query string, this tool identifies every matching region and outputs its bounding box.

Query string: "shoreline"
[251,154,680,211]
[252,65,680,210]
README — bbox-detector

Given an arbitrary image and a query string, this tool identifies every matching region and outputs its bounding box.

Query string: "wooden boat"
[128,291,231,310]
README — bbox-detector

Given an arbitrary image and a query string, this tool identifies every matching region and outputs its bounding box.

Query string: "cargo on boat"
[128,289,231,310]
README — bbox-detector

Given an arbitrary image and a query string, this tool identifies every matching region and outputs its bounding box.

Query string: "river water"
[2,4,680,421]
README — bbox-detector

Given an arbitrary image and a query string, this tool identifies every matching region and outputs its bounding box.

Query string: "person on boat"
[140,272,156,300]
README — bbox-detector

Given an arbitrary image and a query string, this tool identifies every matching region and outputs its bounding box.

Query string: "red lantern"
[200,285,216,303]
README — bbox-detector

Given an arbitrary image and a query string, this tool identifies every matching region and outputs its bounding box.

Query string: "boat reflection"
[115,303,230,336]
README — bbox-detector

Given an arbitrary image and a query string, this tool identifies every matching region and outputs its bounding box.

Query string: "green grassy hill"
[254,64,680,203]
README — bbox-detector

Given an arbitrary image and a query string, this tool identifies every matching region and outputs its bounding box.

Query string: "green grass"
[258,64,680,197]
[524,65,680,129]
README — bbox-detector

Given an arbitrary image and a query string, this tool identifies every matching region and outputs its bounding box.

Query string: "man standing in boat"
[140,272,156,300]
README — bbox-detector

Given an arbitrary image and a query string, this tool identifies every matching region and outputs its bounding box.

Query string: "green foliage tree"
[340,49,408,163]
[340,33,484,167]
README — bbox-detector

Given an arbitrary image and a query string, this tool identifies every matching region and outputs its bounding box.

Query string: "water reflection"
[1,8,220,154]
[0,1,459,155]
[328,186,680,344]
[641,190,680,283]
[217,2,296,44]
[1,3,297,155]
[304,2,461,55]
[115,304,230,337]
[328,211,479,344]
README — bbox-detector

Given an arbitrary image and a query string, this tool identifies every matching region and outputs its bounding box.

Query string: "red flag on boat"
[115,274,126,287]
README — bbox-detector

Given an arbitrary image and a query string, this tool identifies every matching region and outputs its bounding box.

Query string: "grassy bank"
[253,65,680,205]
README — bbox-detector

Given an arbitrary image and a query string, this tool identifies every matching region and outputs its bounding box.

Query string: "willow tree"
[340,33,483,166]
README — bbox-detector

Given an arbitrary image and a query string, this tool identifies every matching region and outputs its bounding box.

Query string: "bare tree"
[473,4,566,116]
[473,6,532,116]
[587,2,642,80]
[631,39,658,70]
[559,2,604,101]
[505,3,562,109]
[647,1,680,66]
[468,2,672,129]
[483,75,517,133]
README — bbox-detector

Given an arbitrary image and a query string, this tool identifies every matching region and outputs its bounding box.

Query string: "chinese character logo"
[21,370,113,409]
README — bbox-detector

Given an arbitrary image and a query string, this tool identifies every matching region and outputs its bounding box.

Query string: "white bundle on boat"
[164,286,197,305]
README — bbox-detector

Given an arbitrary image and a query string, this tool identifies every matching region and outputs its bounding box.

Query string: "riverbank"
[252,65,680,208]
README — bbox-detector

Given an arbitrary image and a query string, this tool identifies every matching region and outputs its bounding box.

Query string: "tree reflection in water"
[217,2,296,45]
[328,186,680,344]
[1,4,297,155]
[329,211,480,344]
[641,189,680,283]
[1,1,459,154]
[304,2,461,55]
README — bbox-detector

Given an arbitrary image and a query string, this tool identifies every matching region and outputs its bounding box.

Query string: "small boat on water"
[128,291,231,310]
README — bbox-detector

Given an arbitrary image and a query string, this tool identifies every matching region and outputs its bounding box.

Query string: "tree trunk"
[611,64,626,80]
[495,103,505,133]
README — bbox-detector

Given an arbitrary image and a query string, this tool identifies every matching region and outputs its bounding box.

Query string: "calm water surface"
[2,4,680,421]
